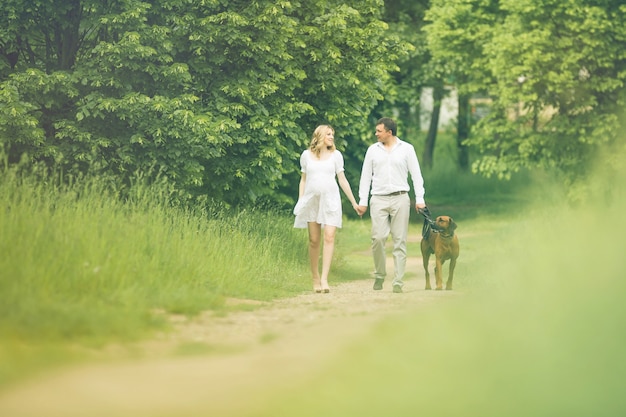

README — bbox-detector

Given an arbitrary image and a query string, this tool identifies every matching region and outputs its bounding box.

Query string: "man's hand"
[356,205,368,216]
[415,202,426,211]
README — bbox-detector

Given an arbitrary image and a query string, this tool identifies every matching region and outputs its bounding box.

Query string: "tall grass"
[0,168,309,384]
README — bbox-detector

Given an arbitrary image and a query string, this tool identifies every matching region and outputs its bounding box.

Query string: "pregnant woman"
[294,125,360,293]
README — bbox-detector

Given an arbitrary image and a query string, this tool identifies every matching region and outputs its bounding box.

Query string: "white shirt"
[358,138,425,206]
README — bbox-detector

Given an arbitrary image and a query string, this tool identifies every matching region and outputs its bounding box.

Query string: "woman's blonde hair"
[309,125,335,157]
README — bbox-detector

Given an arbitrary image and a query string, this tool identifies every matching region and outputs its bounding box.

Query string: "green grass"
[0,169,310,385]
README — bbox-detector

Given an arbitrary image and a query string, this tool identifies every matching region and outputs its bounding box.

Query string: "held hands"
[352,203,366,217]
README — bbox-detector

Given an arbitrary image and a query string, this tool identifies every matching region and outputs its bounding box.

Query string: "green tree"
[0,0,411,206]
[1,0,206,191]
[364,1,429,142]
[425,0,626,183]
[373,0,464,171]
[425,0,501,172]
[177,0,405,204]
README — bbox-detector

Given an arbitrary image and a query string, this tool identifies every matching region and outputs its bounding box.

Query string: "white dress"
[293,149,345,229]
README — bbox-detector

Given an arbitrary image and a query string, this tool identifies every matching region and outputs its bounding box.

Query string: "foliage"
[368,1,430,137]
[0,0,411,206]
[425,0,626,185]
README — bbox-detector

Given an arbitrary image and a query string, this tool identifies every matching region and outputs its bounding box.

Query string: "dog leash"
[418,206,440,239]
[418,206,437,227]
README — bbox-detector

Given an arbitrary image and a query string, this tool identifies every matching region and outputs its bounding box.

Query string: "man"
[357,117,426,293]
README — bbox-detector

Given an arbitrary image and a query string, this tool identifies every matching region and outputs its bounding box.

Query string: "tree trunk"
[457,93,470,171]
[398,101,420,146]
[422,85,444,170]
[50,0,82,71]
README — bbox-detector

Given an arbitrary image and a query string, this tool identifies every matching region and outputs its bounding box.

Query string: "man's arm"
[407,146,425,207]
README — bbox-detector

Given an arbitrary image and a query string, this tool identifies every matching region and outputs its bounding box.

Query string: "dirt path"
[0,255,459,417]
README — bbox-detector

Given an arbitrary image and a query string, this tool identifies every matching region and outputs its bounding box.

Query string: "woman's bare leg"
[320,225,336,292]
[307,222,322,292]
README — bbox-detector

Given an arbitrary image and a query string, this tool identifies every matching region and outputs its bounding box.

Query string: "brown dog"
[420,216,460,290]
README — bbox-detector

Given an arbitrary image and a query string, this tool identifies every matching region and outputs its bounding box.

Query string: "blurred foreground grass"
[252,162,626,417]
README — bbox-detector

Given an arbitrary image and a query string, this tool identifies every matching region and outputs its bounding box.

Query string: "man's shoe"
[373,279,384,291]
[393,285,403,293]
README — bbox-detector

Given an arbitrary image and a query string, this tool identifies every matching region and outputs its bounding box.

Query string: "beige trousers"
[369,193,411,288]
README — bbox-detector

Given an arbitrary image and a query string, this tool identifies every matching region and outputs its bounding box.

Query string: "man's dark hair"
[377,117,397,136]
